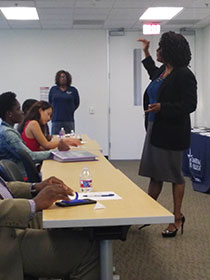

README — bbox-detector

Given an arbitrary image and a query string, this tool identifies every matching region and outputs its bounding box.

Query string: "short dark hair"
[0,92,17,120]
[19,101,52,133]
[55,70,72,86]
[22,99,38,115]
[159,31,191,67]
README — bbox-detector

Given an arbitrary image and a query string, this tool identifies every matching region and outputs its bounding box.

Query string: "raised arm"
[137,38,151,58]
[137,38,163,80]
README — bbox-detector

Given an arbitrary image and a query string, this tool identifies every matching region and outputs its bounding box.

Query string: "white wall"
[0,29,198,158]
[0,29,109,154]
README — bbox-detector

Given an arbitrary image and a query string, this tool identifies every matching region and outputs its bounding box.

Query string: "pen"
[83,194,114,197]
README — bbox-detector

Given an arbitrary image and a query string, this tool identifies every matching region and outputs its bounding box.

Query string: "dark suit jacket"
[142,56,197,151]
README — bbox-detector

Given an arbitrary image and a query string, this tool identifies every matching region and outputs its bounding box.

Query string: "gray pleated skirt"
[139,122,185,184]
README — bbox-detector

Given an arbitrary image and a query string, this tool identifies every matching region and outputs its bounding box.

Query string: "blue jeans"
[51,121,75,135]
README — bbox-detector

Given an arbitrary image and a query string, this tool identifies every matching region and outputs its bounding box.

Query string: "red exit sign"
[143,23,160,35]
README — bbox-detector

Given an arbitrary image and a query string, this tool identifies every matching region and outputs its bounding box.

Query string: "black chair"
[0,160,24,181]
[18,150,41,183]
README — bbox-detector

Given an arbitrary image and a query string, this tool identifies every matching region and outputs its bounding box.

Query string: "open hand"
[137,38,150,52]
[65,138,81,147]
[34,176,74,194]
[33,183,74,211]
[58,139,70,151]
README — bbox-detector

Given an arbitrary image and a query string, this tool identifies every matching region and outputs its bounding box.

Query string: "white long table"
[42,147,173,280]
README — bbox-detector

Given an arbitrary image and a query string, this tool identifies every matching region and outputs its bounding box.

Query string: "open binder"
[52,150,97,162]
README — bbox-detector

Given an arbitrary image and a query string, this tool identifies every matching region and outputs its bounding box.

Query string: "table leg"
[100,240,113,280]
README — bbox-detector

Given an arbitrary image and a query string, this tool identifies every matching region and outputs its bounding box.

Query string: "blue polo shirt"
[147,77,164,121]
[49,85,80,122]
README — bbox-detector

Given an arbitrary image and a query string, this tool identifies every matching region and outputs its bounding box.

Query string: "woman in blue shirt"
[49,70,80,134]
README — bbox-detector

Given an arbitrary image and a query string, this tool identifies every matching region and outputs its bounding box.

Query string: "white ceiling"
[0,0,210,30]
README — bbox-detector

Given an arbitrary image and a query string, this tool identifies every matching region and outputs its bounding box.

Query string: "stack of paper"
[52,150,97,162]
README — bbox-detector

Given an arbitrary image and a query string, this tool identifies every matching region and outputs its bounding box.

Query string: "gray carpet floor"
[110,160,210,280]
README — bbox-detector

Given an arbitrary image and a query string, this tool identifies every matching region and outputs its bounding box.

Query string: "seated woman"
[19,100,81,151]
[0,92,51,177]
[18,98,52,142]
[22,98,38,115]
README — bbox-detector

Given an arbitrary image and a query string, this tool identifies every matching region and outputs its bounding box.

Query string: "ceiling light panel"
[140,7,183,20]
[1,7,39,20]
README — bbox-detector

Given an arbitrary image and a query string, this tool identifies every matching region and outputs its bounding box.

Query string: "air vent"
[73,20,104,25]
[109,28,125,36]
[180,27,196,35]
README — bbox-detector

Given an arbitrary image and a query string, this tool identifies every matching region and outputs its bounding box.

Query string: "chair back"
[18,150,41,183]
[0,160,24,181]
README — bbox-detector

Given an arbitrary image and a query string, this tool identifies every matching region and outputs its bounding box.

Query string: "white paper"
[78,191,122,201]
[40,87,49,101]
[94,202,106,210]
[199,132,210,137]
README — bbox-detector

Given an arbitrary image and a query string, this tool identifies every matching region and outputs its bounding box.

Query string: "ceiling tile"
[37,8,73,15]
[75,0,115,8]
[114,0,154,8]
[73,25,102,29]
[107,8,144,21]
[174,8,210,20]
[177,0,210,8]
[35,0,75,8]
[74,13,107,20]
[75,8,111,15]
[8,20,42,29]
[39,15,73,21]
[41,20,73,28]
[0,20,9,28]
[104,19,137,29]
[166,19,201,25]
[151,0,209,8]
[0,1,34,7]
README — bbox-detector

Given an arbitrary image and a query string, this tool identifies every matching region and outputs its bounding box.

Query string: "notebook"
[52,150,98,162]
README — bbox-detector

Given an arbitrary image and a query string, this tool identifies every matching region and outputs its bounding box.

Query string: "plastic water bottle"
[59,127,65,138]
[80,167,92,192]
[70,129,75,138]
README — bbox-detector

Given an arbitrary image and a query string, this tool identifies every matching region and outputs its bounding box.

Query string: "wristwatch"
[31,183,38,197]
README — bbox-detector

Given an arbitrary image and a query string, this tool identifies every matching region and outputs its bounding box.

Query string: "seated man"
[0,175,99,279]
[0,92,51,177]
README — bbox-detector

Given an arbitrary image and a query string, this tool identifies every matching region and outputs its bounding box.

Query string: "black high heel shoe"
[162,215,185,238]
